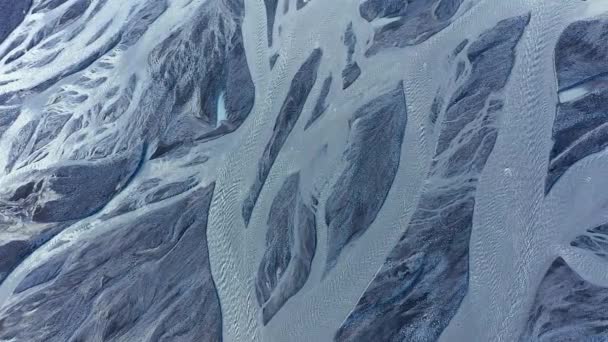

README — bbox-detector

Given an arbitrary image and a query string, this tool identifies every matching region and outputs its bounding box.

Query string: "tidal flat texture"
[360,0,466,56]
[571,222,608,261]
[1,0,608,341]
[0,185,221,342]
[304,74,332,130]
[255,172,316,325]
[341,22,361,89]
[547,18,608,193]
[520,258,608,342]
[324,81,407,274]
[335,14,530,342]
[242,48,322,226]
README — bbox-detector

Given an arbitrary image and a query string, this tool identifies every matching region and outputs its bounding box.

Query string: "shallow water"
[0,0,608,341]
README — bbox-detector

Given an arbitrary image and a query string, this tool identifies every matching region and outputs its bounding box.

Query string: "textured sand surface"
[1,0,608,341]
